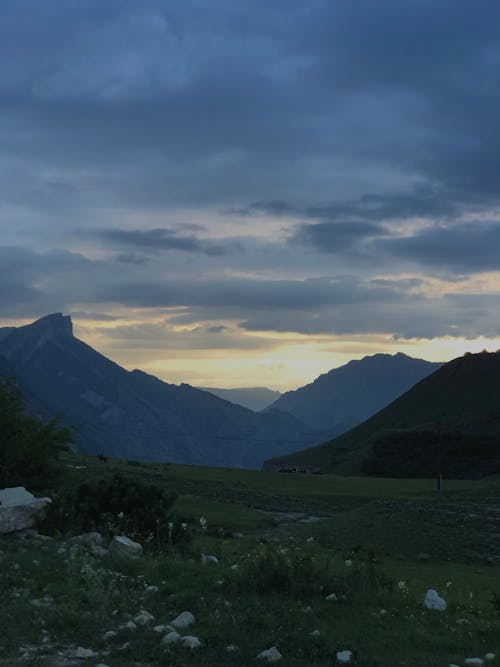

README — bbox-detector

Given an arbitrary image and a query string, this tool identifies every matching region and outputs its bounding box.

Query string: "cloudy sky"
[2,0,500,390]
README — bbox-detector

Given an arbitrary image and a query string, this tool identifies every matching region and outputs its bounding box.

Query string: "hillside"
[266,351,500,478]
[0,313,319,468]
[267,353,442,438]
[196,386,281,411]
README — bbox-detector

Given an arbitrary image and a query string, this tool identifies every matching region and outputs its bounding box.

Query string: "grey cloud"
[291,221,386,253]
[100,228,231,255]
[378,222,500,273]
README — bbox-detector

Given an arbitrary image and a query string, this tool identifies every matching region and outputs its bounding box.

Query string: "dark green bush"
[0,380,70,490]
[60,473,178,546]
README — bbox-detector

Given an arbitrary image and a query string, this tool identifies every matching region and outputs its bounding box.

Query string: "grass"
[1,453,499,666]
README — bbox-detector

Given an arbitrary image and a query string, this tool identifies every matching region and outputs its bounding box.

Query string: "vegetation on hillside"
[0,379,71,490]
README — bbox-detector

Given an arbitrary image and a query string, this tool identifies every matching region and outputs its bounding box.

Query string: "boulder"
[257,646,282,662]
[171,611,195,629]
[0,487,51,534]
[181,636,202,649]
[423,588,447,611]
[109,535,143,559]
[337,650,353,664]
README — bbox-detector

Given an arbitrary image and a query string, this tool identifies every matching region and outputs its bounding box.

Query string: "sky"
[2,0,500,391]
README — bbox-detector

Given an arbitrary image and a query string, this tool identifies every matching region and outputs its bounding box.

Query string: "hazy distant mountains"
[266,352,500,479]
[0,314,317,468]
[197,387,281,411]
[267,353,442,440]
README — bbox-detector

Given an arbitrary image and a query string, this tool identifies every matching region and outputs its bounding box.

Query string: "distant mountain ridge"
[196,387,281,411]
[267,352,442,439]
[266,351,500,479]
[0,313,318,468]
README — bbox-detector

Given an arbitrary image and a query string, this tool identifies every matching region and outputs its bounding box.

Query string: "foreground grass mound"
[1,454,499,665]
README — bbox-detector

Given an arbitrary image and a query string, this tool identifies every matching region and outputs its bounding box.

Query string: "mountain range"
[266,351,500,479]
[196,387,281,412]
[0,314,317,468]
[267,353,442,439]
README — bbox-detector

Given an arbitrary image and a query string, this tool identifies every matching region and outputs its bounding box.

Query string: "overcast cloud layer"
[2,1,500,387]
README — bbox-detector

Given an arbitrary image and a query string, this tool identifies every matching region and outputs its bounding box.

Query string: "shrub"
[61,473,178,546]
[0,380,71,490]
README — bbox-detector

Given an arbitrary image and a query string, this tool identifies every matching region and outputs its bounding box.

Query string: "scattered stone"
[102,631,117,641]
[144,585,159,593]
[310,630,321,637]
[109,535,143,559]
[120,621,137,632]
[117,642,130,651]
[456,618,470,624]
[336,650,353,664]
[201,553,219,565]
[90,545,109,558]
[171,611,195,629]
[423,588,446,611]
[225,644,239,652]
[162,631,181,645]
[75,646,96,658]
[0,487,52,534]
[95,664,111,667]
[257,646,282,662]
[326,593,338,601]
[230,564,239,571]
[302,605,313,614]
[181,635,202,649]
[464,660,484,667]
[485,654,496,662]
[153,625,171,634]
[134,609,155,625]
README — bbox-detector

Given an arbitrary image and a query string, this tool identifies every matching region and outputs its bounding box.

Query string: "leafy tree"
[0,379,71,490]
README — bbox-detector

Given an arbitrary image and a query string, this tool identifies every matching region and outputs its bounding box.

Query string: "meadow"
[1,454,498,666]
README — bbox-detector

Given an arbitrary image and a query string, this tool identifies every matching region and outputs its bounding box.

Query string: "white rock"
[456,617,470,624]
[201,553,219,565]
[121,621,137,632]
[75,646,96,658]
[325,593,338,601]
[336,650,353,664]
[225,644,239,652]
[448,664,459,667]
[162,631,181,645]
[310,630,321,637]
[257,646,282,662]
[464,660,484,667]
[0,487,51,534]
[133,609,155,625]
[181,635,202,649]
[171,611,195,629]
[485,654,496,662]
[423,588,447,611]
[109,535,143,559]
[153,625,171,634]
[102,631,117,641]
[144,585,159,593]
[95,664,111,667]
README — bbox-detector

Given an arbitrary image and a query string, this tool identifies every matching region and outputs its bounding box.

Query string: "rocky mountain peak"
[30,313,73,339]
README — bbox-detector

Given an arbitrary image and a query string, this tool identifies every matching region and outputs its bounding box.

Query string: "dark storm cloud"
[97,276,402,312]
[99,228,232,255]
[378,222,500,273]
[291,221,386,253]
[3,0,500,342]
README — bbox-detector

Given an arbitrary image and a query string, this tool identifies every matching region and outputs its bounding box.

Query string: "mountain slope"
[267,353,442,439]
[196,387,281,411]
[0,314,319,468]
[265,352,500,478]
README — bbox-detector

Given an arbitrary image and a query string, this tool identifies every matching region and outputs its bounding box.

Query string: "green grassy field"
[1,454,499,666]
